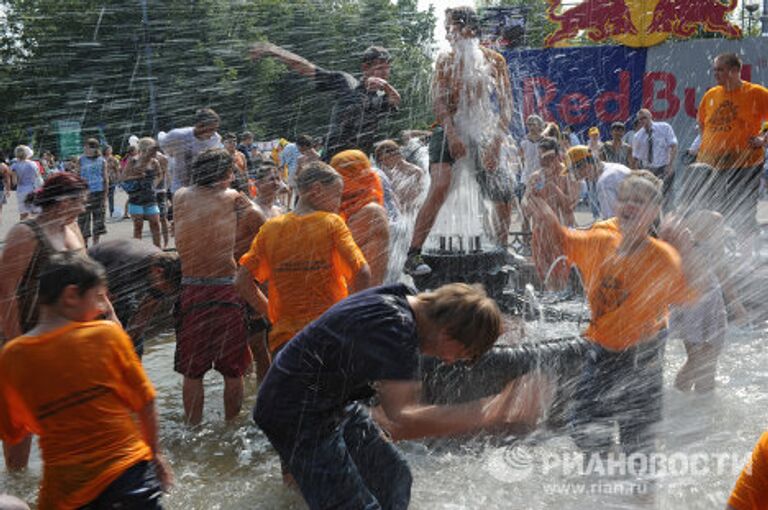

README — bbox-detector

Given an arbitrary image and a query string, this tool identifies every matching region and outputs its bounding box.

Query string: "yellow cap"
[567,145,591,165]
[588,127,600,136]
[762,121,768,133]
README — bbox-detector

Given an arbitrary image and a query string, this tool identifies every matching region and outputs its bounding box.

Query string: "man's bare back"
[174,186,242,278]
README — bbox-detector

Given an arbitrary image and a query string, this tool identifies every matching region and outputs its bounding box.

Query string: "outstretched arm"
[249,42,317,78]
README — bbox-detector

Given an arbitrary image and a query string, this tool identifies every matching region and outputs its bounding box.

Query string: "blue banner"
[504,45,648,141]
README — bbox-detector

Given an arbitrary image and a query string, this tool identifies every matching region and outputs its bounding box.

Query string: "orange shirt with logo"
[0,321,156,510]
[698,81,768,170]
[561,226,694,350]
[729,431,768,510]
[239,211,368,353]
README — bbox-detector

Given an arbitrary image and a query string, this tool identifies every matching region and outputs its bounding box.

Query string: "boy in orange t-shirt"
[527,171,696,456]
[236,161,372,358]
[0,254,172,510]
[728,431,768,510]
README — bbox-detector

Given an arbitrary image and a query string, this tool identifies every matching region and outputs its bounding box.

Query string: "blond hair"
[620,170,663,204]
[419,283,501,358]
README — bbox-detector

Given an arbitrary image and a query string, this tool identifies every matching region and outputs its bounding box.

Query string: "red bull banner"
[545,0,741,48]
[505,38,768,150]
[504,45,648,140]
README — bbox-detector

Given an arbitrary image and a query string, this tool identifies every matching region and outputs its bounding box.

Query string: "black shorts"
[78,460,163,509]
[428,126,514,203]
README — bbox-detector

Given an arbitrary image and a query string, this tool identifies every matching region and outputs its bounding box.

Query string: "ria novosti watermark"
[485,442,752,486]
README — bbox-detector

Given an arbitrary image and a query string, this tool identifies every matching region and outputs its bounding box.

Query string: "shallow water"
[2,317,766,509]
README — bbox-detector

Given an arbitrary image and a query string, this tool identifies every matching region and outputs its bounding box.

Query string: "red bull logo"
[648,0,741,38]
[545,0,741,48]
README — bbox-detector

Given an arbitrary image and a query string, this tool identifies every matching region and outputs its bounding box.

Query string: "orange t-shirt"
[561,226,694,350]
[0,321,156,510]
[697,81,768,170]
[729,431,768,510]
[239,211,368,352]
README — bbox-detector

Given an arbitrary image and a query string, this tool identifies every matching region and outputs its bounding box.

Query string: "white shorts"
[670,276,726,347]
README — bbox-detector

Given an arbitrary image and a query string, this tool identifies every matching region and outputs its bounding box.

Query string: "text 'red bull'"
[522,66,752,124]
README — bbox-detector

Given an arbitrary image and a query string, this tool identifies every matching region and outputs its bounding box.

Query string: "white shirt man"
[631,112,678,171]
[596,162,631,219]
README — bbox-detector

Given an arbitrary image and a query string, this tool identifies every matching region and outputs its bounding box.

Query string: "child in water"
[0,253,172,509]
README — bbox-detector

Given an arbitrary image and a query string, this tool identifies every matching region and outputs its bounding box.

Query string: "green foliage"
[0,0,435,153]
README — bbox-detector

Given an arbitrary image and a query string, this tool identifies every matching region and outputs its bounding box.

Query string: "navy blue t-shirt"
[255,284,420,427]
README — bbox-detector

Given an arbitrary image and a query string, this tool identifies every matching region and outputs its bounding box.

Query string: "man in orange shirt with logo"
[235,161,372,360]
[527,171,697,456]
[0,254,172,509]
[686,53,768,242]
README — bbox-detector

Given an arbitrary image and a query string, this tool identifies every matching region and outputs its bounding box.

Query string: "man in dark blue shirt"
[254,283,542,509]
[249,42,401,159]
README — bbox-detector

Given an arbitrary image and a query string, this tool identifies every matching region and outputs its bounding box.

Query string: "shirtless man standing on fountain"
[405,6,516,275]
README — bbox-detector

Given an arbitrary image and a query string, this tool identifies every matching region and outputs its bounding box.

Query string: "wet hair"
[14,146,29,160]
[37,252,107,306]
[240,131,254,141]
[103,146,113,156]
[222,132,238,143]
[193,107,220,127]
[254,160,279,181]
[541,122,562,141]
[446,6,482,38]
[25,173,87,209]
[419,283,501,359]
[190,148,233,187]
[150,251,181,290]
[538,136,561,155]
[137,137,157,154]
[361,46,391,65]
[296,134,314,149]
[526,114,544,128]
[716,52,742,70]
[297,161,342,193]
[620,170,663,204]
[374,139,400,162]
[84,138,101,157]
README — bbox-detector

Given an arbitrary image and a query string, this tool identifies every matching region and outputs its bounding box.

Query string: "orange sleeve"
[728,432,768,510]
[561,226,603,273]
[698,89,710,129]
[756,85,768,122]
[109,324,156,411]
[238,227,270,283]
[331,214,368,281]
[0,376,31,445]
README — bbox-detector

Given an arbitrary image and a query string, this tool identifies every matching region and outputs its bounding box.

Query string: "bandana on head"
[330,150,384,221]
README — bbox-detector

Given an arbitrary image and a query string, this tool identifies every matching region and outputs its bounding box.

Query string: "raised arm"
[249,42,317,78]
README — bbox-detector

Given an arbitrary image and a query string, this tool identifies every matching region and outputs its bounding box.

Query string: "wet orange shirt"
[729,431,768,510]
[0,321,155,510]
[561,226,694,350]
[698,81,768,170]
[239,211,368,352]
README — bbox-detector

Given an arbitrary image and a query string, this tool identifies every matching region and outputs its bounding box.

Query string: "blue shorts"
[128,203,160,216]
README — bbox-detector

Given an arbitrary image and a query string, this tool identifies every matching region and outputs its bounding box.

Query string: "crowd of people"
[0,5,768,509]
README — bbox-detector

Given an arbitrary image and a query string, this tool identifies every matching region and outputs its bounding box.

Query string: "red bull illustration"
[545,0,638,47]
[545,0,741,47]
[648,0,741,38]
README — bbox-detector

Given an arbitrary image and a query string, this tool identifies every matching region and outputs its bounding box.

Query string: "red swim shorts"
[174,284,252,379]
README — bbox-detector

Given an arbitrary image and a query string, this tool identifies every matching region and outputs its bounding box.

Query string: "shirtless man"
[405,6,516,275]
[173,148,253,425]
